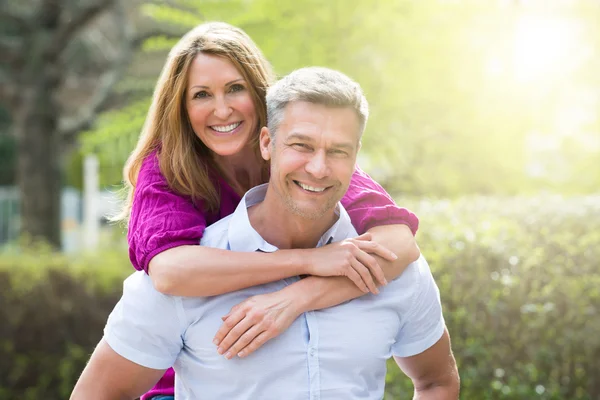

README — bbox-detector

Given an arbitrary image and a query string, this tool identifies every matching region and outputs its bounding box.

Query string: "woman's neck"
[212,146,266,196]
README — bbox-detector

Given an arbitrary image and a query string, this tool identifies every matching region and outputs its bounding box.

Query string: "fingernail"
[213,338,219,345]
[391,253,398,260]
[225,352,232,359]
[238,351,245,358]
[217,347,224,355]
[384,279,388,285]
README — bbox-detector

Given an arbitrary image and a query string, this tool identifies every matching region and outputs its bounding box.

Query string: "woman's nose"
[213,96,232,119]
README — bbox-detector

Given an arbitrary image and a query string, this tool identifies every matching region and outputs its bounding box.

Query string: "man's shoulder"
[201,214,234,247]
[123,271,170,300]
[380,255,436,302]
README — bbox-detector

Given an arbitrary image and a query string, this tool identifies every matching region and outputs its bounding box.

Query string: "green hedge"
[386,195,600,399]
[0,244,131,400]
[1,195,599,399]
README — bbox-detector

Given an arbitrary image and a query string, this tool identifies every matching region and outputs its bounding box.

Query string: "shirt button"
[310,348,315,357]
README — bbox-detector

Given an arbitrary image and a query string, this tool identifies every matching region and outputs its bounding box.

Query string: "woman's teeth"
[297,182,326,192]
[211,122,241,133]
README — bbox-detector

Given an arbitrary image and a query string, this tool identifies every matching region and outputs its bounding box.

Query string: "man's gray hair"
[266,67,369,139]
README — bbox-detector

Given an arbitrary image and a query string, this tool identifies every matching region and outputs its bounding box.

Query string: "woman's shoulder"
[138,150,163,181]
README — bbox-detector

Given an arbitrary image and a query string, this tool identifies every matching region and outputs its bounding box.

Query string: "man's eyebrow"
[286,133,314,142]
[189,78,245,91]
[287,133,356,151]
[330,142,356,151]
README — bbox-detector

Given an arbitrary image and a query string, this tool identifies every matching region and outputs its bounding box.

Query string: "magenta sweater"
[128,152,419,399]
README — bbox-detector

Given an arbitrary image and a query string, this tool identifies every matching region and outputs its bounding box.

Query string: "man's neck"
[247,189,338,250]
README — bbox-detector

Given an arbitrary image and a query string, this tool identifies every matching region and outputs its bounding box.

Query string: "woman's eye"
[193,91,209,99]
[229,84,245,93]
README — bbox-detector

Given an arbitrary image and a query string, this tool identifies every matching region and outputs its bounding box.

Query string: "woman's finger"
[237,331,272,358]
[344,262,370,293]
[218,315,255,355]
[354,248,388,286]
[351,257,379,295]
[353,232,372,241]
[354,239,397,262]
[225,324,265,359]
[213,310,246,347]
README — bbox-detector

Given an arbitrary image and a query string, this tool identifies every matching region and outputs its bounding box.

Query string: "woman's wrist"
[279,278,314,314]
[282,248,313,276]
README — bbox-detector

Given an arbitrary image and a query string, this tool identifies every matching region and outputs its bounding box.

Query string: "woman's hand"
[305,232,396,294]
[212,290,301,359]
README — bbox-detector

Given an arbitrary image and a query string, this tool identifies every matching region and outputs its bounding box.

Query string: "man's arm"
[71,339,166,400]
[394,328,460,400]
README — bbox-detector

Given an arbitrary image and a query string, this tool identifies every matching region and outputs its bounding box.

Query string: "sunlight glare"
[512,15,580,83]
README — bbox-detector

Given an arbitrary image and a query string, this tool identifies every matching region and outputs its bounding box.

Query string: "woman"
[119,22,420,400]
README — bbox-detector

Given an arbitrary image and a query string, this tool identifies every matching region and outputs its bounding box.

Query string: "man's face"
[260,101,362,220]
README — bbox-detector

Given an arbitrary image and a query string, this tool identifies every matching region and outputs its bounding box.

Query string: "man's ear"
[259,127,272,161]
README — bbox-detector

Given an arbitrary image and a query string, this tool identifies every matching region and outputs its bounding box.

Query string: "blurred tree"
[0,0,133,247]
[0,107,15,186]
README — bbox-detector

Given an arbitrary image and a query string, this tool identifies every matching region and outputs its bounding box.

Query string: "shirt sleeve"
[340,165,419,236]
[103,272,185,370]
[128,152,207,272]
[391,256,445,357]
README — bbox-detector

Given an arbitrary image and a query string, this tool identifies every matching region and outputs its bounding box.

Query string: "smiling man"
[71,67,459,400]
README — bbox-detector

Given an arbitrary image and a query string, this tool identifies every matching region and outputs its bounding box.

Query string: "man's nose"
[305,151,329,180]
[213,96,232,119]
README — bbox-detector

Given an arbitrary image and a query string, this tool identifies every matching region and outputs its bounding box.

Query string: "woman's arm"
[292,223,420,311]
[212,224,419,358]
[149,231,395,296]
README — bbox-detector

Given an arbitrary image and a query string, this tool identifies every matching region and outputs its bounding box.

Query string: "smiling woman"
[186,54,257,158]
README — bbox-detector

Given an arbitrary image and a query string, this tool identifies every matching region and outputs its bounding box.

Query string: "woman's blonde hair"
[116,22,275,225]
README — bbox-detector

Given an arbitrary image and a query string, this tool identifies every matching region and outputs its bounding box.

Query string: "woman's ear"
[259,127,272,161]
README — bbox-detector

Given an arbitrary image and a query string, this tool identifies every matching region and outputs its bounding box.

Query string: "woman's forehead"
[187,53,244,88]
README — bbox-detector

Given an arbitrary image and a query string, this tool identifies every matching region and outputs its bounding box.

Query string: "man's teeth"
[211,122,241,133]
[297,182,326,192]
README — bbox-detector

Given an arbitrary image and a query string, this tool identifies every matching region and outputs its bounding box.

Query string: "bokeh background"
[1,0,599,399]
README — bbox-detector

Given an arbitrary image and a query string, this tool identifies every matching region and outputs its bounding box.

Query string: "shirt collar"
[227,183,356,253]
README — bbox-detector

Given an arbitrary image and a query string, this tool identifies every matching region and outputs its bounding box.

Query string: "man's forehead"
[279,101,361,143]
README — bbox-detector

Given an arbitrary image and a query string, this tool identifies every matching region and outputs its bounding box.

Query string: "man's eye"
[193,91,209,99]
[229,84,245,93]
[292,143,310,151]
[330,149,348,157]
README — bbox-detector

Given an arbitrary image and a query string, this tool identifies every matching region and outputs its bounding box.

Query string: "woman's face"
[186,53,257,157]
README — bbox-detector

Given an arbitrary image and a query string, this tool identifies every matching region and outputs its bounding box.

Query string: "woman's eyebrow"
[189,78,245,91]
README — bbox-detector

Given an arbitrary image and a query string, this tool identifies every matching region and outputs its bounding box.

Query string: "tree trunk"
[15,86,62,249]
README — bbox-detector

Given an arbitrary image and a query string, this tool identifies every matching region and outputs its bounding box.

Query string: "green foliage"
[1,196,599,398]
[0,243,131,399]
[385,194,600,399]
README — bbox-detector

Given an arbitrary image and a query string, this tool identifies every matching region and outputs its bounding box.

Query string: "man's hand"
[212,290,302,359]
[305,232,396,294]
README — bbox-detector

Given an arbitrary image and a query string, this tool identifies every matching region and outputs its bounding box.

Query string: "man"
[71,67,459,399]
